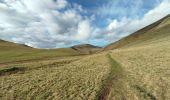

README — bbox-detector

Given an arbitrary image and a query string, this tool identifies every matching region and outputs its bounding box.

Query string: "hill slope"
[0,40,81,64]
[104,14,170,50]
[71,44,101,54]
[104,14,170,99]
[0,40,102,64]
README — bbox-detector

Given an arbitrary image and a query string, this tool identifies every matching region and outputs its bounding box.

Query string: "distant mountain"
[71,44,102,54]
[104,14,170,50]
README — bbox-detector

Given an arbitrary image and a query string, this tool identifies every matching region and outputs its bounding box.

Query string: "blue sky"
[69,0,161,26]
[0,0,170,48]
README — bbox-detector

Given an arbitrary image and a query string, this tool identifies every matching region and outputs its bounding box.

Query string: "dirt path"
[97,54,125,100]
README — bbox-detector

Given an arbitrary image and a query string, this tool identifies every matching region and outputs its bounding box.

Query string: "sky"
[0,0,170,48]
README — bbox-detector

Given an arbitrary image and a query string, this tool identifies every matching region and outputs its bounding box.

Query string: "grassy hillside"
[108,34,170,99]
[71,44,102,54]
[104,14,170,50]
[0,40,80,64]
[103,14,170,99]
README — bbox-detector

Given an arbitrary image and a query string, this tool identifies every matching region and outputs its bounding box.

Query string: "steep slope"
[108,35,170,100]
[103,14,170,99]
[104,14,170,50]
[71,44,102,54]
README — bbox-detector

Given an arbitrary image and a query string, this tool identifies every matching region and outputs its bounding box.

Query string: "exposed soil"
[98,77,116,100]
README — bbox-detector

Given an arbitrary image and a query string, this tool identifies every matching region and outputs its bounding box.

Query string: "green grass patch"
[134,85,156,100]
[0,67,25,76]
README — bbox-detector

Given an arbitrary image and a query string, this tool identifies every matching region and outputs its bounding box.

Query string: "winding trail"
[97,54,125,100]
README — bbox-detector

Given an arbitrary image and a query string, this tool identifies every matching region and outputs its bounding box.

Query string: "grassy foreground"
[109,35,170,100]
[0,54,110,100]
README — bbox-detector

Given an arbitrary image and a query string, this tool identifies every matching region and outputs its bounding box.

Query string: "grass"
[0,40,82,64]
[96,54,125,100]
[0,48,80,64]
[0,67,25,76]
[109,34,170,99]
[133,85,156,100]
[0,54,110,100]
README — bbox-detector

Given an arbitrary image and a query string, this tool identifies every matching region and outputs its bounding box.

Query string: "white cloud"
[55,0,68,9]
[142,0,170,24]
[107,19,127,31]
[75,20,92,40]
[0,0,170,48]
[96,0,145,18]
[99,0,170,42]
[0,0,93,48]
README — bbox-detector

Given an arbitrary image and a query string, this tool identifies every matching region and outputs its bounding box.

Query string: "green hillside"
[71,44,101,54]
[0,40,80,64]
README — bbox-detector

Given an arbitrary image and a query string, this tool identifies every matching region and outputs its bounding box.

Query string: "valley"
[0,15,170,100]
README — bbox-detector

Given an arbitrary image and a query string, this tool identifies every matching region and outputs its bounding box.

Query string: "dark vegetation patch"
[0,67,25,76]
[0,57,67,66]
[134,85,157,100]
[0,59,79,77]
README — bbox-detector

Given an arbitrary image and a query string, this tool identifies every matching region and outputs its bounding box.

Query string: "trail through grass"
[110,35,170,99]
[97,54,126,100]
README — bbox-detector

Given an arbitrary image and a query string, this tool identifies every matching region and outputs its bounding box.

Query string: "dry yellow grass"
[109,36,170,100]
[0,54,110,100]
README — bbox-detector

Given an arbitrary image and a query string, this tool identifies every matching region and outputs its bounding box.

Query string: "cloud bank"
[0,0,170,48]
